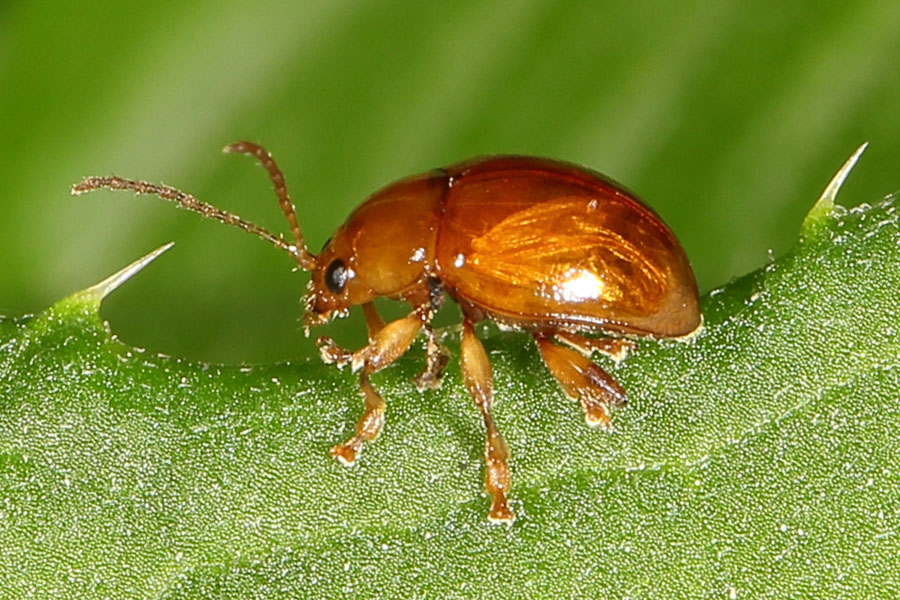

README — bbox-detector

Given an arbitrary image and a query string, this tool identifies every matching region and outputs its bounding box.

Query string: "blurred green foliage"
[1,1,899,363]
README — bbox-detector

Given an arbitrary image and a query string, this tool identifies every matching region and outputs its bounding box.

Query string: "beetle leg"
[330,370,386,466]
[460,319,515,525]
[317,337,353,368]
[316,303,386,367]
[413,276,450,390]
[328,308,427,466]
[362,302,385,340]
[554,331,635,364]
[534,334,627,429]
[414,323,450,391]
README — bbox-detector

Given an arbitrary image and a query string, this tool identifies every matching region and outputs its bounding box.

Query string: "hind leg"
[534,333,627,429]
[553,331,635,363]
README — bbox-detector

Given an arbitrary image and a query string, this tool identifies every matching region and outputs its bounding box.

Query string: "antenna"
[71,141,317,270]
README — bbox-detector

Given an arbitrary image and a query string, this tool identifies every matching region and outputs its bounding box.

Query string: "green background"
[1,1,899,363]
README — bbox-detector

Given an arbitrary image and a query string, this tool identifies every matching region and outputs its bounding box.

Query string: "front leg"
[318,306,429,465]
[329,372,386,466]
[362,302,384,340]
[322,302,448,391]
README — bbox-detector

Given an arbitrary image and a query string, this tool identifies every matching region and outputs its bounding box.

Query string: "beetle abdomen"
[435,157,700,336]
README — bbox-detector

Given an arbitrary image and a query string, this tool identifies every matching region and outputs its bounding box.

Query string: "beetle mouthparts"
[303,307,332,329]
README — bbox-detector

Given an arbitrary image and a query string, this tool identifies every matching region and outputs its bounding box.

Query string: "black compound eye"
[325,259,348,294]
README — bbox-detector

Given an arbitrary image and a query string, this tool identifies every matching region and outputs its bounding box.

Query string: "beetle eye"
[325,259,348,294]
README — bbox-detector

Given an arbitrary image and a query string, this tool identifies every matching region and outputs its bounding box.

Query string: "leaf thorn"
[801,143,868,239]
[79,242,175,305]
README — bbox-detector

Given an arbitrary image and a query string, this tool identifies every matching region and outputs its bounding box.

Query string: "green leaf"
[2,159,899,598]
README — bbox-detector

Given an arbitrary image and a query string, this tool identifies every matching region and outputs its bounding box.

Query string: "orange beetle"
[73,142,701,524]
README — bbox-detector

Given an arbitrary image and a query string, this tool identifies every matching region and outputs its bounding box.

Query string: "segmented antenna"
[223,141,315,270]
[71,142,317,271]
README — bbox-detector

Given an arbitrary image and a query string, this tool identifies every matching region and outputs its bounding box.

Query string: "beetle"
[73,141,701,524]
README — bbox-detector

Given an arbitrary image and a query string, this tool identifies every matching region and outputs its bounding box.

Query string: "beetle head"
[302,227,377,329]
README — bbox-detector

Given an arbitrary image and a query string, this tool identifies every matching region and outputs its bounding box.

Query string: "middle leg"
[414,322,450,391]
[460,319,515,524]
